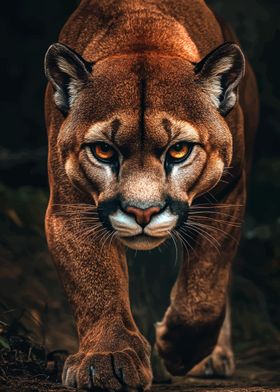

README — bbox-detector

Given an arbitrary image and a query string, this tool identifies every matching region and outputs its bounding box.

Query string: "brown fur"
[44,0,258,389]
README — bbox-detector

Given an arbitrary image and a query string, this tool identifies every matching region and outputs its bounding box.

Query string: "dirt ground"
[1,377,279,392]
[1,345,280,392]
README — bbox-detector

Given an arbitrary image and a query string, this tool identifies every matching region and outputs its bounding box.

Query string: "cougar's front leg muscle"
[46,210,152,389]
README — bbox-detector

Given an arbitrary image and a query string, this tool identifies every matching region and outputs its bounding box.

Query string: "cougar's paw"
[155,317,224,377]
[188,345,235,378]
[62,348,152,391]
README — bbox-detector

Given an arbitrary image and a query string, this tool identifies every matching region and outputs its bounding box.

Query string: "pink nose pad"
[126,206,161,226]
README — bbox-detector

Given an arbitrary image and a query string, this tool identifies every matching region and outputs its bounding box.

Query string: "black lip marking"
[166,197,189,228]
[97,197,120,230]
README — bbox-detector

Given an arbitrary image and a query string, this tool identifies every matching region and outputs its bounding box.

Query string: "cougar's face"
[53,53,239,250]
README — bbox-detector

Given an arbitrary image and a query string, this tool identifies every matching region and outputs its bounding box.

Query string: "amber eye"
[167,142,191,162]
[91,142,117,163]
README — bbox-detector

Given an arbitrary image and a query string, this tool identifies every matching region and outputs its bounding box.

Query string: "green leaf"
[0,336,10,349]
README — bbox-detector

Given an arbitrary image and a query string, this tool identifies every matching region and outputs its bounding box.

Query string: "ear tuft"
[195,42,245,116]
[44,43,92,114]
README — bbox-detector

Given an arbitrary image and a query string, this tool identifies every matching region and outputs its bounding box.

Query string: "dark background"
[0,0,279,371]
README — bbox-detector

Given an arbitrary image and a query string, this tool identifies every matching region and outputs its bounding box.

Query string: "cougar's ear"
[44,43,92,114]
[195,42,245,116]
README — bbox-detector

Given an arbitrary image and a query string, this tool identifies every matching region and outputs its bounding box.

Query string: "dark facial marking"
[162,118,172,145]
[111,119,121,145]
[166,197,189,227]
[98,197,121,230]
[139,77,147,158]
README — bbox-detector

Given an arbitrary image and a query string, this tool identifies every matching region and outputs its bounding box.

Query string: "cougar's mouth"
[109,207,178,250]
[96,198,189,251]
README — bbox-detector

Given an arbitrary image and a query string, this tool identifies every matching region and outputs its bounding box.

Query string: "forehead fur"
[70,54,213,121]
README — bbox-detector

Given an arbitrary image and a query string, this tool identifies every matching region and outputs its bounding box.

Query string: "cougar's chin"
[118,234,167,250]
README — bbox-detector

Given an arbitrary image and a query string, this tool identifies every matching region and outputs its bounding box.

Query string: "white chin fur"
[109,208,178,250]
[118,235,167,250]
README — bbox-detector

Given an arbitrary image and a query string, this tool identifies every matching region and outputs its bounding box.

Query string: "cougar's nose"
[126,206,161,226]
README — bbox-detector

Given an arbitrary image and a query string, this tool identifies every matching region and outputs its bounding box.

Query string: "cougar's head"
[45,42,245,250]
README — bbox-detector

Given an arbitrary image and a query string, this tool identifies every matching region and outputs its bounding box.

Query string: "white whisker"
[177,227,198,258]
[187,220,239,243]
[184,223,221,254]
[188,215,241,227]
[173,230,190,264]
[168,230,179,265]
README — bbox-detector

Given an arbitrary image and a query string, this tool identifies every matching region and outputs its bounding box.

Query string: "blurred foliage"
[0,185,77,353]
[0,0,279,361]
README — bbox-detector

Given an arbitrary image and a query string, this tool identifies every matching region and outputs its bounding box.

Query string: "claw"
[110,354,127,388]
[88,365,96,391]
[117,368,124,384]
[116,367,129,391]
[204,358,214,377]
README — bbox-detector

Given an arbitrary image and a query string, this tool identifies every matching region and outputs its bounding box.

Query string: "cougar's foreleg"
[45,211,152,390]
[156,176,245,376]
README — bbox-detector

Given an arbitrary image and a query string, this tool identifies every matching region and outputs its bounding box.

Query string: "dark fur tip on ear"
[195,42,245,116]
[44,43,93,114]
